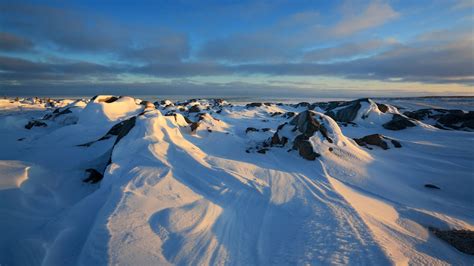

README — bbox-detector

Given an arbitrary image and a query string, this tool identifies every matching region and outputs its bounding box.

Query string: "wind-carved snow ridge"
[0,96,473,265]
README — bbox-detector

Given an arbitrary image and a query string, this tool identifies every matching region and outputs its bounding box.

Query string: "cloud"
[197,33,297,62]
[0,32,34,52]
[2,26,472,87]
[0,3,189,62]
[452,0,474,10]
[120,33,190,63]
[197,1,399,62]
[331,1,399,36]
[303,38,399,62]
[0,1,472,92]
[0,4,127,52]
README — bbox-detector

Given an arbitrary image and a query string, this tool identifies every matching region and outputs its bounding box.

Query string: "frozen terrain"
[0,96,473,265]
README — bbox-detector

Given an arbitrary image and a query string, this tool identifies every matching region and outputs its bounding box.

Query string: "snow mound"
[79,96,144,125]
[190,113,229,134]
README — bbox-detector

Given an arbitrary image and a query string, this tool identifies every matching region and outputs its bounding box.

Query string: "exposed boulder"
[325,99,366,122]
[353,134,401,150]
[188,105,201,113]
[391,139,402,148]
[383,114,416,130]
[190,122,200,132]
[80,115,138,183]
[83,169,104,184]
[140,100,155,110]
[270,112,283,117]
[25,120,47,129]
[293,102,310,108]
[429,227,474,255]
[246,127,259,133]
[91,95,120,103]
[261,110,352,160]
[165,113,191,126]
[270,132,288,146]
[293,134,319,160]
[246,102,263,108]
[425,184,440,189]
[42,107,77,125]
[283,112,295,118]
[290,110,333,143]
[376,103,389,113]
[78,116,137,147]
[404,109,473,131]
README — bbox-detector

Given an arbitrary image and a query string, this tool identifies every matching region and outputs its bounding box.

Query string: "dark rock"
[246,102,263,108]
[404,109,473,131]
[183,115,193,124]
[376,103,389,113]
[190,122,200,131]
[270,112,283,117]
[462,118,474,129]
[188,105,201,113]
[83,169,103,184]
[293,134,320,160]
[99,96,120,103]
[25,120,47,129]
[43,107,73,120]
[404,109,432,120]
[107,117,136,145]
[319,124,333,143]
[391,139,402,148]
[270,133,288,146]
[213,99,225,106]
[354,134,389,150]
[429,227,474,255]
[277,122,288,130]
[295,102,310,108]
[246,127,259,133]
[257,148,268,154]
[79,116,137,147]
[140,100,155,109]
[383,114,416,130]
[17,137,25,141]
[425,184,440,189]
[290,110,321,137]
[325,99,363,122]
[262,128,271,132]
[283,112,295,118]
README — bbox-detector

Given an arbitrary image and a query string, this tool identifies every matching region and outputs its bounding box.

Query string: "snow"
[0,96,473,265]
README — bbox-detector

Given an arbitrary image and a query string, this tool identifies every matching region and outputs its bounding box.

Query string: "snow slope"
[0,96,473,265]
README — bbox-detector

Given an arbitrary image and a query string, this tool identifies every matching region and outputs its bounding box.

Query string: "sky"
[0,0,473,97]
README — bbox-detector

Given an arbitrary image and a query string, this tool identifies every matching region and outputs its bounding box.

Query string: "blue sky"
[0,0,473,96]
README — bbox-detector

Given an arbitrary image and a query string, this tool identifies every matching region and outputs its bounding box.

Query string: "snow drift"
[0,96,473,265]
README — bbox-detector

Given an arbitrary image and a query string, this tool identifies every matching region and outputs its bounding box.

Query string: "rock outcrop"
[382,114,416,130]
[429,227,474,255]
[404,109,474,131]
[25,120,47,129]
[354,134,401,150]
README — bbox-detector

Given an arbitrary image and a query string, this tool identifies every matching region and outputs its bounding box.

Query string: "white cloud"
[332,1,399,36]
